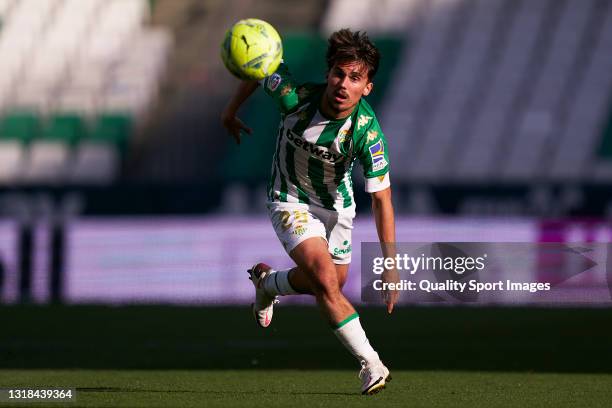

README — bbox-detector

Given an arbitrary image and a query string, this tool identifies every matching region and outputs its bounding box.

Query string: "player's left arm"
[355,117,398,313]
[371,187,399,314]
[371,187,395,243]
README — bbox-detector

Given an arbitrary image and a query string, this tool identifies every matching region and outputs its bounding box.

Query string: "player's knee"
[308,266,341,299]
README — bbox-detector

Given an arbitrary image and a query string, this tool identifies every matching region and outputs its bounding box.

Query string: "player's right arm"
[222,63,300,144]
[221,80,258,145]
[259,63,300,114]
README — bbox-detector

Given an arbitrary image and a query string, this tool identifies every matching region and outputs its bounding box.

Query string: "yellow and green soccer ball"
[221,18,283,80]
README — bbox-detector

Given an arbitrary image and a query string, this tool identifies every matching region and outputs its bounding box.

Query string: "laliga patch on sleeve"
[267,73,282,92]
[372,158,388,172]
[368,140,383,156]
[369,140,388,172]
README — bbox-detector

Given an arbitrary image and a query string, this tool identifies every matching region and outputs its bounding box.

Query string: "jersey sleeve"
[354,116,391,193]
[260,63,300,114]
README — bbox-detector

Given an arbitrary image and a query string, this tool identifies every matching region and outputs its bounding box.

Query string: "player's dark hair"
[326,29,380,80]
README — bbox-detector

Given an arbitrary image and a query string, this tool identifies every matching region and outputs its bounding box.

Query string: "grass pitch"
[1,370,611,407]
[0,306,611,407]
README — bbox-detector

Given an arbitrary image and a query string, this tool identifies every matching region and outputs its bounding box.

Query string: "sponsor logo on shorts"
[333,240,352,256]
[267,73,282,92]
[369,140,388,171]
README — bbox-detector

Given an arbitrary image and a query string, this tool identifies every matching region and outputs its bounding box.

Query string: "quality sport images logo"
[360,242,612,305]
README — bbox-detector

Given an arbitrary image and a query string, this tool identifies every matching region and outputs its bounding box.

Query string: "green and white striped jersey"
[261,63,390,212]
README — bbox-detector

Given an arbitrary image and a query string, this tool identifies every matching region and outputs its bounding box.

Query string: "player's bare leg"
[288,263,349,294]
[249,238,391,394]
[288,237,391,395]
[248,259,346,328]
[288,237,353,322]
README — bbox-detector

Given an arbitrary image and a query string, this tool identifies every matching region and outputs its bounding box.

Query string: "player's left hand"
[381,268,399,314]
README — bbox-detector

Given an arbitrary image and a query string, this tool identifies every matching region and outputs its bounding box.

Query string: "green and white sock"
[263,269,299,296]
[333,313,380,366]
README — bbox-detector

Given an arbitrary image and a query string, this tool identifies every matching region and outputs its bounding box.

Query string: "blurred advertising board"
[0,220,19,304]
[64,216,544,305]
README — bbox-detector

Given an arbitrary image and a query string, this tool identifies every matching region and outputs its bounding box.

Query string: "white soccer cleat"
[248,263,279,328]
[359,361,392,395]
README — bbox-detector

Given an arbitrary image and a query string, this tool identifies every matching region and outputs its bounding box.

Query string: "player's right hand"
[221,112,253,145]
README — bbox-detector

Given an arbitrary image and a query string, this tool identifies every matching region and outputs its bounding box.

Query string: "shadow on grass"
[2,306,612,373]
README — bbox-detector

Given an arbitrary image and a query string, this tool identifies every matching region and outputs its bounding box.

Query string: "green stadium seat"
[41,114,86,146]
[0,112,41,143]
[89,114,133,154]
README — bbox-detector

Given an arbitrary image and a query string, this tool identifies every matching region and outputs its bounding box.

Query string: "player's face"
[323,61,373,119]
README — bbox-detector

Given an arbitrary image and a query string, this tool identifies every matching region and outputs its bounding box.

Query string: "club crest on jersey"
[369,140,388,172]
[357,115,373,130]
[366,130,378,142]
[338,128,349,143]
[267,73,282,92]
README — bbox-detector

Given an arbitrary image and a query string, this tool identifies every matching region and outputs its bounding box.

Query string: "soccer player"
[221,29,397,395]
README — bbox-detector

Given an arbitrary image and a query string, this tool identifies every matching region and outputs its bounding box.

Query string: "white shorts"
[267,201,355,264]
